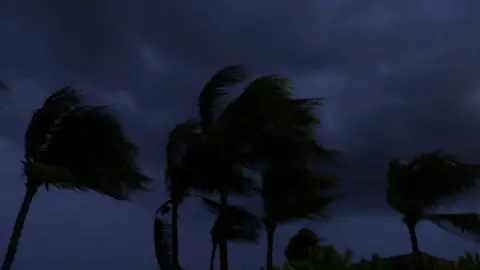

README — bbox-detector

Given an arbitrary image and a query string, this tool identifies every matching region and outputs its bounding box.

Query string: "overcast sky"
[2,0,480,269]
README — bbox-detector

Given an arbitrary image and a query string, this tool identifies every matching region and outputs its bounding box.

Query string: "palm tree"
[387,151,480,254]
[261,163,341,270]
[157,120,201,270]
[2,88,150,270]
[202,197,261,270]
[170,65,329,270]
[284,228,323,263]
[157,117,255,270]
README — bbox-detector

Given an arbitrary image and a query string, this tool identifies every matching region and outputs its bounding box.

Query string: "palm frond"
[387,152,480,215]
[25,90,151,199]
[424,213,480,242]
[224,227,260,244]
[216,75,330,170]
[262,164,341,224]
[165,120,202,201]
[201,197,260,226]
[180,144,257,195]
[198,65,246,134]
[22,160,75,187]
[156,200,172,216]
[46,105,150,198]
[24,88,82,162]
[154,218,174,270]
[205,199,262,246]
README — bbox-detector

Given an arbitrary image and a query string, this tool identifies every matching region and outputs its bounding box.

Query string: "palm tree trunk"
[2,183,39,270]
[265,222,276,270]
[219,188,229,270]
[210,243,217,270]
[406,222,420,253]
[171,203,180,270]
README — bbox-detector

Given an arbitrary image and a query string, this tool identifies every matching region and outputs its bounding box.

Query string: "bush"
[262,247,480,270]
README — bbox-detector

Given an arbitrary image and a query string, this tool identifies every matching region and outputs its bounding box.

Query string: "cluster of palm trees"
[155,65,341,270]
[2,66,480,270]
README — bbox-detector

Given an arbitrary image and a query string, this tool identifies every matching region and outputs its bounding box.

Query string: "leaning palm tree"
[387,151,480,254]
[2,88,150,270]
[157,120,202,270]
[261,163,341,270]
[201,197,261,270]
[175,65,329,270]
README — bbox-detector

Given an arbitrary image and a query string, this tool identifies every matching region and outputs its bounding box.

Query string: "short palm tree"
[261,163,341,270]
[156,120,202,270]
[284,228,323,263]
[202,197,261,270]
[2,88,150,270]
[387,151,480,254]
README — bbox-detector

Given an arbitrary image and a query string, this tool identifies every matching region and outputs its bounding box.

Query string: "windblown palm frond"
[24,88,150,199]
[424,213,480,242]
[204,196,260,270]
[201,197,261,230]
[24,88,82,163]
[262,164,341,224]
[165,120,202,201]
[387,152,480,215]
[216,75,335,170]
[198,65,246,134]
[202,197,261,242]
[180,144,257,195]
[154,218,174,270]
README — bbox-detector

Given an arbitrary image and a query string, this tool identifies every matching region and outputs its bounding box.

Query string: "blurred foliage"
[261,245,480,270]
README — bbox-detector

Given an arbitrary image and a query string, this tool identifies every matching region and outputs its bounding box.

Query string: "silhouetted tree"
[167,65,330,270]
[202,197,261,270]
[284,228,323,263]
[261,164,341,270]
[157,120,201,270]
[387,151,480,254]
[2,88,150,270]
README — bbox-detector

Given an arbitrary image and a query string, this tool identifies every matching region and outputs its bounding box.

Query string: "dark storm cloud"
[2,0,480,269]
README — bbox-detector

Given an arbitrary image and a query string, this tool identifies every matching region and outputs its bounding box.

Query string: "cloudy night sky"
[2,0,480,269]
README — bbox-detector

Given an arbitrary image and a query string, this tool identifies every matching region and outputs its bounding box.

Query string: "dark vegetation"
[2,66,480,270]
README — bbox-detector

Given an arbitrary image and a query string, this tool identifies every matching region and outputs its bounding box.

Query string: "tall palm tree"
[2,88,150,270]
[157,120,202,270]
[202,197,261,270]
[261,163,341,270]
[172,65,329,270]
[158,117,255,270]
[387,151,480,254]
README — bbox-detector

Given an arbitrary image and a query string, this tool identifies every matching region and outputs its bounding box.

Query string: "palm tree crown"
[387,151,480,253]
